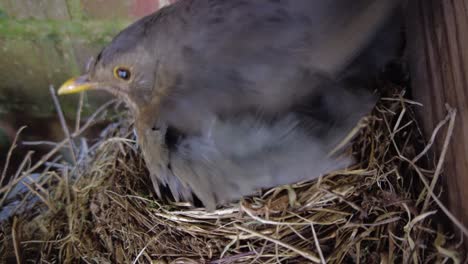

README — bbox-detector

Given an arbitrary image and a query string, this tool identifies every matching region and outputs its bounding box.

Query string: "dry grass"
[0,86,465,263]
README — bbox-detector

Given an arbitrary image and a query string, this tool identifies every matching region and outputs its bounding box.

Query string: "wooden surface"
[406,0,468,240]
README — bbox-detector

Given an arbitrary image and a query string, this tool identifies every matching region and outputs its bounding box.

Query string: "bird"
[58,0,402,210]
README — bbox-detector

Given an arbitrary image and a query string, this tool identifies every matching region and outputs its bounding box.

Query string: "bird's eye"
[113,67,131,81]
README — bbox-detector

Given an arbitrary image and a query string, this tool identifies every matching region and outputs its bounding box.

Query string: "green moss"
[65,0,84,20]
[0,19,129,45]
[0,16,129,119]
[0,9,7,20]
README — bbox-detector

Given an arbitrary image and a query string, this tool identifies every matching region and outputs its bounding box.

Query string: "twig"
[411,112,451,163]
[240,203,309,226]
[210,251,256,264]
[76,100,117,136]
[24,180,57,212]
[22,141,62,147]
[0,100,116,194]
[344,216,401,228]
[422,106,456,213]
[311,223,326,263]
[0,126,26,187]
[380,97,423,106]
[50,85,77,164]
[12,216,22,264]
[401,157,468,238]
[0,151,34,208]
[132,231,168,264]
[75,92,85,132]
[320,188,367,217]
[235,224,321,263]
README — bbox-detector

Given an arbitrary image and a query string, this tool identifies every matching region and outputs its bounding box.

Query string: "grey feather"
[170,114,353,210]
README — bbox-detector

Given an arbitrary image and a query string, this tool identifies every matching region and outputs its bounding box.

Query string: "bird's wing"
[138,124,194,203]
[152,0,400,135]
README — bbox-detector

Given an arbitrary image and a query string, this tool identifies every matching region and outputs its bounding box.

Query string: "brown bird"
[58,0,402,210]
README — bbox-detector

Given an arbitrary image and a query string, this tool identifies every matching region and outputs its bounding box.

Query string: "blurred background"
[0,0,176,171]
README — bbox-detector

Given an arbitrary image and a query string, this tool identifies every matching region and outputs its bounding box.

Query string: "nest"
[0,87,465,263]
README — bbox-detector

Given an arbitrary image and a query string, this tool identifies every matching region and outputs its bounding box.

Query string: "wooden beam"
[406,0,468,242]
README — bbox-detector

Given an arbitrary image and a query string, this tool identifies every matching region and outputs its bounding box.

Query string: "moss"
[0,9,7,20]
[0,17,124,119]
[65,0,84,20]
[0,18,129,45]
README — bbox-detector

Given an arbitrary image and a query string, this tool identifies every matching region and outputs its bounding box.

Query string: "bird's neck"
[133,97,161,136]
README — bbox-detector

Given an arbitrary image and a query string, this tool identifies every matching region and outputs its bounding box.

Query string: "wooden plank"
[406,0,468,243]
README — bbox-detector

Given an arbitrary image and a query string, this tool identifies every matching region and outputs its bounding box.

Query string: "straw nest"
[0,86,465,263]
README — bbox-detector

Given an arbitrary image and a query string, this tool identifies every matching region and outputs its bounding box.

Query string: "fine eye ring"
[113,66,132,81]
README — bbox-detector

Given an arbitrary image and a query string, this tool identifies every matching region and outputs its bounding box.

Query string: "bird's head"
[58,17,160,114]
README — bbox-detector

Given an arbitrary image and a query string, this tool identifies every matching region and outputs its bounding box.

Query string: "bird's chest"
[134,117,170,173]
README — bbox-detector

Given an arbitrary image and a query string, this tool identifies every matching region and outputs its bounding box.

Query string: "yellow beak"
[57,75,97,95]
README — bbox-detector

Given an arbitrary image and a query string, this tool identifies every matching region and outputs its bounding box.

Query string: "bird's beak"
[57,75,97,95]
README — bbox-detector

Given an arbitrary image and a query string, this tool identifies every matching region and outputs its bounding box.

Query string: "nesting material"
[0,87,464,263]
